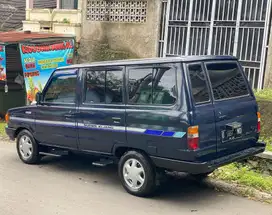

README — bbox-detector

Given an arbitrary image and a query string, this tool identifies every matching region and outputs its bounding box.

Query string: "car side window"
[84,68,123,104]
[85,70,105,104]
[128,68,153,104]
[188,63,210,104]
[128,64,178,105]
[106,70,123,104]
[43,70,77,104]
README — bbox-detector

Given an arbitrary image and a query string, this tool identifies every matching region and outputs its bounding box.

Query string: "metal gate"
[159,0,272,89]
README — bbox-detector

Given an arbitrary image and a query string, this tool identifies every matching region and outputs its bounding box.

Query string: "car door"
[186,62,217,161]
[204,61,258,157]
[77,66,126,154]
[34,69,78,149]
[125,63,189,160]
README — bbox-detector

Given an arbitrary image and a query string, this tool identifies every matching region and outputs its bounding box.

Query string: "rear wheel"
[16,129,41,164]
[118,151,156,197]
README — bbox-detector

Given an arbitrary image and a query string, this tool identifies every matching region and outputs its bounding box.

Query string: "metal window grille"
[159,0,272,89]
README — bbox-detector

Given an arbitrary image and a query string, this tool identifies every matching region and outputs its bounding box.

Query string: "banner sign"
[0,45,6,82]
[19,40,75,104]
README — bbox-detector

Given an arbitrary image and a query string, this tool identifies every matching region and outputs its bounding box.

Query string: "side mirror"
[35,92,42,105]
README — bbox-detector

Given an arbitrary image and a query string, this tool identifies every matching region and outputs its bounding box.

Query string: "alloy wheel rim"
[19,135,33,160]
[123,158,145,190]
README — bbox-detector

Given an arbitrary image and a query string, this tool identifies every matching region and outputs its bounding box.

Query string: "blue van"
[5,56,265,196]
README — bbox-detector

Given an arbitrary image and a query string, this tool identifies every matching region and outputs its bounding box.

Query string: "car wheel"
[17,129,41,164]
[118,151,156,197]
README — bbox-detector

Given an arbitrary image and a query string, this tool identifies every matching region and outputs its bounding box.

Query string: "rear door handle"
[112,117,121,124]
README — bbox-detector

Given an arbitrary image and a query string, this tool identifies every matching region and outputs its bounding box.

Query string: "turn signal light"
[5,113,9,123]
[257,112,261,133]
[187,126,199,150]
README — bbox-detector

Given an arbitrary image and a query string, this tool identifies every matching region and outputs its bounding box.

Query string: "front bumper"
[5,127,16,141]
[151,142,266,174]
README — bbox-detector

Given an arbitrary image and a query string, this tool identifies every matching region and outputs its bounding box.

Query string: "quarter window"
[206,62,249,100]
[128,64,178,105]
[84,68,123,104]
[188,64,210,104]
[43,70,77,103]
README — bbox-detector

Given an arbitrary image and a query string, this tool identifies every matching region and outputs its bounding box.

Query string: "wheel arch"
[113,145,151,160]
[14,127,31,138]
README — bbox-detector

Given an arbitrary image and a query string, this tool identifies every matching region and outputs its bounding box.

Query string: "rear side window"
[188,64,210,104]
[206,62,249,100]
[44,70,77,103]
[84,68,123,104]
[128,64,178,105]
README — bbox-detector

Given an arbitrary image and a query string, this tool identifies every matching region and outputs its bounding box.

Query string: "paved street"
[0,142,271,215]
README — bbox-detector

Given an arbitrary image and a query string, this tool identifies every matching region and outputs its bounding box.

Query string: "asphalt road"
[0,142,271,215]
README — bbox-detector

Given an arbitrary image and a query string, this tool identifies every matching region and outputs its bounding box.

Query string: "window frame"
[204,60,252,102]
[126,63,179,107]
[186,62,212,106]
[41,69,79,105]
[81,66,126,107]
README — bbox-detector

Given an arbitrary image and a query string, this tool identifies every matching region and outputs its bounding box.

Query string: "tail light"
[187,126,199,150]
[257,112,261,133]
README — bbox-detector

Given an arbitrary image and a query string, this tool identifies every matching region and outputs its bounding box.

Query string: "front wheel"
[16,129,41,164]
[118,151,156,197]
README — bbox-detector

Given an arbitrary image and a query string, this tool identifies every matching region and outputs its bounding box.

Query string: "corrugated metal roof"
[0,31,74,43]
[0,0,25,31]
[0,0,57,32]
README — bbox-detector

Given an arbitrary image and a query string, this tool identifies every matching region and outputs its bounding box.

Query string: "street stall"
[0,31,75,117]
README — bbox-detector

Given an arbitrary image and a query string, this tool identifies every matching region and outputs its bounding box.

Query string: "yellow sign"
[38,57,64,65]
[41,63,58,70]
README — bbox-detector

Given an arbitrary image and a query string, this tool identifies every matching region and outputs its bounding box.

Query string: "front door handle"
[218,111,227,120]
[64,114,73,118]
[64,111,75,118]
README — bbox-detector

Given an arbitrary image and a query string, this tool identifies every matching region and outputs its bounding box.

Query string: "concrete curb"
[169,172,272,203]
[256,151,272,160]
[202,178,272,203]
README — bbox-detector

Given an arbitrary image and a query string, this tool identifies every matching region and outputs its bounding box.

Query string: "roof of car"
[58,55,237,70]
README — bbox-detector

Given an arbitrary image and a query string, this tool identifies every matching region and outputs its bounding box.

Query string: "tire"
[118,151,156,197]
[16,129,41,164]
